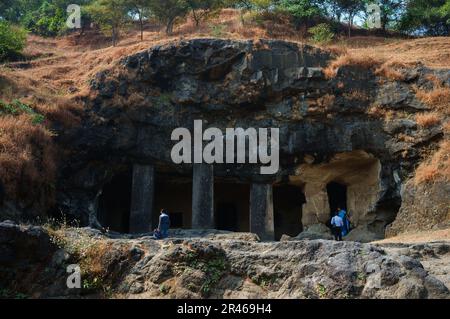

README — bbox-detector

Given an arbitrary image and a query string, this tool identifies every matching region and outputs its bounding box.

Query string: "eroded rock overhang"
[58,39,445,241]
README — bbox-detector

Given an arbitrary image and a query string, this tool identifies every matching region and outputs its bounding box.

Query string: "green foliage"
[251,273,278,287]
[149,0,190,34]
[316,283,327,298]
[309,23,335,44]
[185,249,228,296]
[397,0,450,35]
[187,0,224,27]
[441,0,450,22]
[0,99,46,125]
[85,0,131,46]
[0,288,28,299]
[250,0,273,11]
[159,284,170,295]
[278,0,323,20]
[0,21,27,61]
[21,1,67,37]
[82,276,103,291]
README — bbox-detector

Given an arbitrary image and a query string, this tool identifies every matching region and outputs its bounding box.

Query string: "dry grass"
[323,53,384,78]
[374,60,420,81]
[374,228,450,244]
[0,114,57,207]
[416,112,441,128]
[443,121,450,135]
[414,140,450,184]
[316,94,335,109]
[347,37,450,70]
[414,84,450,115]
[343,90,370,101]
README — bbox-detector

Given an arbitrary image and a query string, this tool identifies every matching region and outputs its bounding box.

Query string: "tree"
[278,0,324,28]
[0,21,27,61]
[397,0,449,35]
[335,0,365,37]
[127,0,152,41]
[21,1,67,37]
[440,0,450,23]
[148,0,189,34]
[321,0,344,22]
[187,0,224,27]
[86,0,131,46]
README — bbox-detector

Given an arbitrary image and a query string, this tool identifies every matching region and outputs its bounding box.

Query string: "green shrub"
[309,23,334,44]
[0,99,45,125]
[22,1,67,37]
[0,21,27,62]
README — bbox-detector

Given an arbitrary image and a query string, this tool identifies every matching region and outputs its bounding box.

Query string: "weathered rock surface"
[387,181,450,237]
[1,39,448,241]
[1,222,448,299]
[377,242,450,292]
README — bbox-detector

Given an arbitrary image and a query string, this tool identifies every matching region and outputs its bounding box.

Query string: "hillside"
[0,8,449,300]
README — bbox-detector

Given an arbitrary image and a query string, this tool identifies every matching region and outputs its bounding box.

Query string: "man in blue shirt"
[331,212,344,241]
[337,207,350,237]
[155,209,170,239]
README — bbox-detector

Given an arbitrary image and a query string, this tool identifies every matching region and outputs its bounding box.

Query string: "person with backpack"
[337,207,350,237]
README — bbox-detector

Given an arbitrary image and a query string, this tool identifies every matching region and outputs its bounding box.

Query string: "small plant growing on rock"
[316,283,327,299]
[251,273,278,288]
[159,284,170,295]
[183,246,229,296]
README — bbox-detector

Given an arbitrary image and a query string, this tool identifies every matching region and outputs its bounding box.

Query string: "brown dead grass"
[343,90,370,101]
[414,84,450,115]
[316,94,335,109]
[374,228,450,244]
[323,53,384,79]
[416,112,442,128]
[0,115,57,207]
[374,60,421,81]
[415,140,450,184]
[348,37,450,70]
[443,121,450,135]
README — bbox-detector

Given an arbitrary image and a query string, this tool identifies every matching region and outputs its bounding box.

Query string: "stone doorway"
[97,171,132,233]
[216,203,238,231]
[274,184,305,240]
[327,182,348,217]
[154,174,192,229]
[214,180,250,232]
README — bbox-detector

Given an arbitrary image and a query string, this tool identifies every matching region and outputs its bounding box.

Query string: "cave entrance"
[215,180,250,232]
[154,174,192,229]
[274,184,305,241]
[97,171,132,233]
[327,182,347,217]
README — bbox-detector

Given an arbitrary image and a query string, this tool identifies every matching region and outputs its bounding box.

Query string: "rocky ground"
[0,221,448,299]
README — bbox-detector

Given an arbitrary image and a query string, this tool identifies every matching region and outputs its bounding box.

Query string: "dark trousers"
[333,226,343,241]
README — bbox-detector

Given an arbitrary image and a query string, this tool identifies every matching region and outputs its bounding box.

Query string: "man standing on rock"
[331,212,344,241]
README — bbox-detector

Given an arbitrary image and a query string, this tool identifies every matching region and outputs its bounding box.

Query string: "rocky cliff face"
[0,39,447,241]
[47,39,447,240]
[0,222,448,299]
